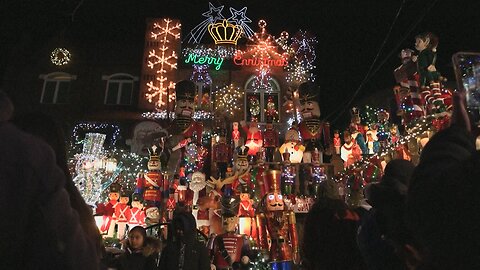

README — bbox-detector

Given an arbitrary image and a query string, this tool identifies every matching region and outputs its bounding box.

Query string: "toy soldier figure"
[115,190,131,239]
[298,82,330,163]
[210,195,251,270]
[128,193,146,227]
[213,128,232,179]
[166,188,176,221]
[256,170,300,268]
[263,117,279,162]
[135,145,163,207]
[166,80,203,178]
[101,182,121,237]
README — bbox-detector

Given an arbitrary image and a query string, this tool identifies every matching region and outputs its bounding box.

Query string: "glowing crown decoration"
[208,19,243,45]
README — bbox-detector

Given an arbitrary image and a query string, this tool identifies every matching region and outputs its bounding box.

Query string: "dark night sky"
[1,0,479,127]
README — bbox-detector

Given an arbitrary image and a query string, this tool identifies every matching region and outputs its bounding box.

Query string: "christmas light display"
[50,48,71,66]
[214,84,243,117]
[143,18,181,110]
[208,19,243,45]
[186,2,254,44]
[185,53,224,71]
[182,45,238,59]
[141,110,213,120]
[72,123,121,145]
[286,30,317,84]
[190,64,213,85]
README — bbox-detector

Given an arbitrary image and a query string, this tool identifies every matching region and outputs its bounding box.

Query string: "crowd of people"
[1,87,479,270]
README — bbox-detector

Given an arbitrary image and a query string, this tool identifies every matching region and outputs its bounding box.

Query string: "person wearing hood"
[357,159,415,270]
[159,211,210,270]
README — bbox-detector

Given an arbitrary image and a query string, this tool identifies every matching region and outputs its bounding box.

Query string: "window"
[244,76,281,122]
[103,73,138,105]
[39,72,75,104]
[194,82,212,111]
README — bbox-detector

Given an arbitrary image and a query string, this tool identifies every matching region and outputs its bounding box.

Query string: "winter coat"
[159,212,210,270]
[0,122,99,269]
[113,237,161,270]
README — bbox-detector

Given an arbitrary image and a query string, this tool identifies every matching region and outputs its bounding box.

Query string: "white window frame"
[39,72,76,104]
[244,75,281,123]
[102,73,138,105]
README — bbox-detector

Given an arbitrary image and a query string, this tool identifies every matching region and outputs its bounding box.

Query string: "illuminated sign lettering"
[233,54,288,67]
[185,53,224,70]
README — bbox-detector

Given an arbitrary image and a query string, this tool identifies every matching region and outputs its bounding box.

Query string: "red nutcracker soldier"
[333,130,341,155]
[210,195,251,270]
[115,190,131,239]
[101,182,121,237]
[166,188,176,221]
[166,80,203,179]
[298,82,330,163]
[232,122,241,148]
[128,193,146,228]
[135,145,163,207]
[213,128,232,179]
[238,185,257,239]
[256,170,300,269]
[263,117,279,162]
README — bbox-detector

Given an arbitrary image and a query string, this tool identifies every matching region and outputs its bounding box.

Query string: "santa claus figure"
[298,82,330,163]
[341,130,362,168]
[165,80,203,179]
[115,190,131,239]
[256,170,300,267]
[240,119,263,158]
[135,145,163,207]
[128,193,146,228]
[210,195,251,270]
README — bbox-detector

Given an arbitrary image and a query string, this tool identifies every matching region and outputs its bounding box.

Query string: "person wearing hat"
[165,80,204,181]
[135,145,163,208]
[115,190,131,239]
[297,82,330,164]
[210,196,251,270]
[128,193,146,228]
[257,170,300,268]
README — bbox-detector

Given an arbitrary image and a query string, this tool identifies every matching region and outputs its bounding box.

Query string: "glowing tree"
[144,18,181,110]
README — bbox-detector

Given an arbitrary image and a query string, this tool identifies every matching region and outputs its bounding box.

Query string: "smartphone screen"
[452,52,480,122]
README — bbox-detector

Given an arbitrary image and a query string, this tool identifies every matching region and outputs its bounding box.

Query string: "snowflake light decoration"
[145,18,181,110]
[214,84,243,118]
[50,48,71,66]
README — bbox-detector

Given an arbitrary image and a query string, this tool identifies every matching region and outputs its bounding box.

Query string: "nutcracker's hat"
[132,193,142,202]
[120,190,131,198]
[109,183,121,193]
[298,81,318,102]
[175,80,196,102]
[239,184,250,194]
[264,169,282,193]
[237,145,249,160]
[282,150,291,162]
[220,195,240,217]
[148,145,160,161]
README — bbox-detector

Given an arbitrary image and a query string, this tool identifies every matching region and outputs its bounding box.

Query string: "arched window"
[244,76,281,122]
[39,72,76,104]
[102,73,138,105]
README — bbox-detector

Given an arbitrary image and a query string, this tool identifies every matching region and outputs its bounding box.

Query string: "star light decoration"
[186,2,254,44]
[50,48,71,66]
[145,18,181,110]
[286,30,318,85]
[214,84,243,118]
[239,20,289,92]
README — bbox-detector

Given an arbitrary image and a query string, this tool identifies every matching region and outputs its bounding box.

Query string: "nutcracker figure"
[166,80,203,178]
[232,122,241,148]
[340,131,362,168]
[210,195,251,270]
[128,193,146,228]
[281,151,296,195]
[333,130,341,155]
[115,190,131,239]
[135,145,163,207]
[263,118,279,162]
[298,82,330,163]
[256,170,300,268]
[238,185,257,239]
[102,182,121,237]
[241,119,263,157]
[213,129,232,179]
[166,189,176,221]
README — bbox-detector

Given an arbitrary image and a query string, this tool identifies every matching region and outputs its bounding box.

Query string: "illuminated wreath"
[50,48,71,66]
